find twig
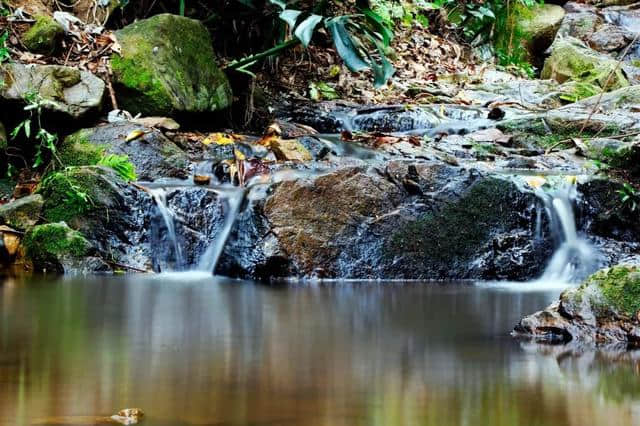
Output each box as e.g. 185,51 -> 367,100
106,261 -> 151,273
105,63 -> 118,110
579,32 -> 640,136
545,130 -> 640,155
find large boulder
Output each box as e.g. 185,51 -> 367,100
37,166 -> 153,270
519,4 -> 565,58
218,162 -> 550,280
542,37 -> 628,90
60,122 -> 189,180
111,14 -> 232,116
514,264 -> 640,347
0,63 -> 105,118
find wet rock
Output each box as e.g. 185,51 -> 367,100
112,14 -> 232,116
38,166 -> 153,271
579,138 -> 640,173
542,37 -> 628,90
22,15 -> 64,55
0,63 -> 105,118
514,264 -> 640,347
520,4 -> 566,58
22,222 -> 109,274
557,11 -> 602,41
588,24 -> 634,52
0,194 -> 43,230
61,122 -> 189,180
0,225 -> 22,264
223,163 -> 549,280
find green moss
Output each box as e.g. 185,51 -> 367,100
22,15 -> 64,55
24,222 -> 89,264
587,265 -> 640,317
58,130 -> 106,166
38,168 -> 98,223
388,178 -> 520,265
111,14 -> 232,115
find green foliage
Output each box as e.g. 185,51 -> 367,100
0,30 -> 10,64
228,0 -> 396,88
24,222 -> 89,264
97,154 -> 137,181
617,183 -> 639,212
559,82 -> 600,103
10,92 -> 59,168
39,168 -> 93,223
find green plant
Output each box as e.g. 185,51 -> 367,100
617,182 -> 639,212
40,168 -> 93,217
10,92 -> 59,167
228,0 -> 395,87
0,30 -> 10,64
559,82 -> 600,103
97,154 -> 137,181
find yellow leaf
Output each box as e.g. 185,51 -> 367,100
233,148 -> 246,161
565,175 -> 577,185
202,132 -> 235,146
524,176 -> 546,189
125,129 -> 147,142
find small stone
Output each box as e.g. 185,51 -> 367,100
0,194 -> 44,230
269,139 -> 312,162
111,408 -> 144,425
22,15 -> 65,55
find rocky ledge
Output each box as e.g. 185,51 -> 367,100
514,264 -> 640,347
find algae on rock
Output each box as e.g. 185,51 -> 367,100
23,222 -> 89,271
111,14 -> 232,116
22,15 -> 64,55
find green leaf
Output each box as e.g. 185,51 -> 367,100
325,17 -> 369,72
362,8 -> 393,47
269,0 -> 286,10
294,14 -> 323,47
371,54 -> 395,88
280,9 -> 301,28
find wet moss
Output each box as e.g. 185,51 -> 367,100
58,130 -> 106,166
388,178 -> 520,265
22,15 -> 64,55
587,265 -> 640,317
23,222 -> 89,264
38,167 -> 105,223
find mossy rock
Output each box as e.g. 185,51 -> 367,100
542,37 -> 628,90
518,4 -> 565,58
563,265 -> 640,318
0,194 -> 44,230
111,14 -> 232,116
22,15 -> 64,55
23,222 -> 89,272
59,123 -> 189,180
0,121 -> 6,150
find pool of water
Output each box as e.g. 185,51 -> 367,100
1,275 -> 639,425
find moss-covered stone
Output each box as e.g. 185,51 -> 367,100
518,4 -> 565,59
38,167 -> 120,224
23,222 -> 89,268
542,37 -> 628,90
58,129 -> 106,166
22,15 -> 64,55
111,14 -> 232,116
565,265 -> 640,317
0,194 -> 44,230
388,178 -> 524,266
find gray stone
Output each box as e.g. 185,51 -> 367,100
0,63 -> 105,118
0,194 -> 44,230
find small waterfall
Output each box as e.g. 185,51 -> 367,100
534,183 -> 598,283
149,188 -> 184,271
146,180 -> 246,275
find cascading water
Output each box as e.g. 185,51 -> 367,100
146,179 -> 246,275
534,182 -> 599,283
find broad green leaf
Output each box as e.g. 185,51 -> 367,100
280,10 -> 301,28
362,8 -> 393,47
294,14 -> 323,47
269,0 -> 286,10
325,17 -> 369,72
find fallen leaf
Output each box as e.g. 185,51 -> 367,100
132,117 -> 180,130
125,129 -> 148,142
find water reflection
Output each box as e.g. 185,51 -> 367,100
0,276 -> 639,425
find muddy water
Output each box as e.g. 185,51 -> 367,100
1,275 -> 639,426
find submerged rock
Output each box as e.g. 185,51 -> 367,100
112,14 -> 232,116
0,63 -> 105,118
22,15 -> 64,55
514,264 -> 640,347
542,37 -> 628,90
0,194 -> 44,231
61,123 -> 189,180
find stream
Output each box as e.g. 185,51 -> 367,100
1,275 -> 640,425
